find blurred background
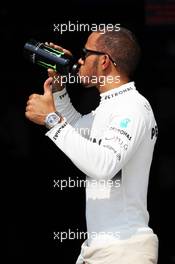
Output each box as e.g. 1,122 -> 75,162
3,0 -> 174,263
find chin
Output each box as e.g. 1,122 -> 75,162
82,82 -> 97,88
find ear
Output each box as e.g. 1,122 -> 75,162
101,55 -> 110,70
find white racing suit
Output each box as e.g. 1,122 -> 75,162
46,82 -> 158,263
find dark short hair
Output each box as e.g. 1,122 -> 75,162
96,27 -> 141,78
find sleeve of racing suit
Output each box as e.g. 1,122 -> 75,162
46,113 -> 146,180
53,88 -> 81,125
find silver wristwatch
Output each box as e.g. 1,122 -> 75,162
44,111 -> 61,129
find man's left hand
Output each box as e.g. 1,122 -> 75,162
25,77 -> 56,125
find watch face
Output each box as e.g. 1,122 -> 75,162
48,114 -> 59,124
45,113 -> 61,128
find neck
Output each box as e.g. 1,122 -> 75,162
97,74 -> 130,94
